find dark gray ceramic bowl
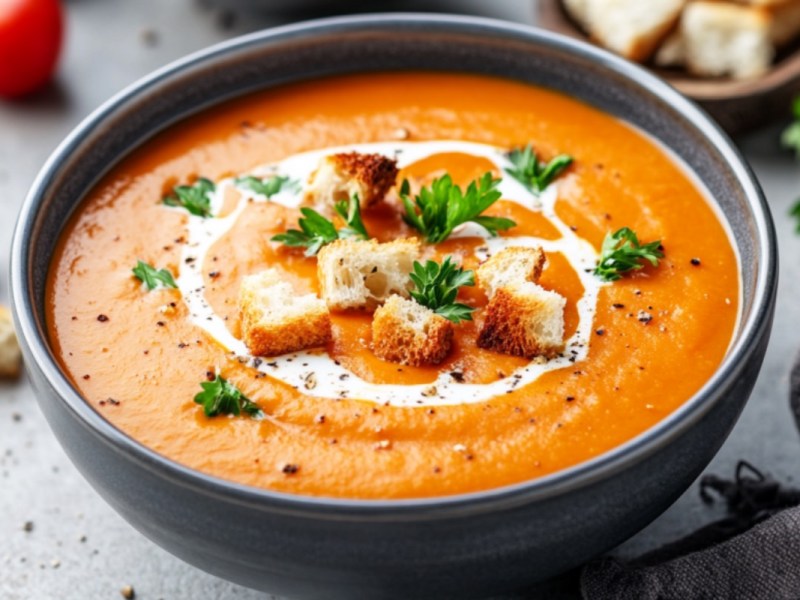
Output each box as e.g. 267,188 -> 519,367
10,13 -> 777,600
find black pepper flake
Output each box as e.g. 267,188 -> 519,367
71,316 -> 77,321
178,343 -> 188,349
637,310 -> 653,324
315,415 -> 326,424
23,521 -> 33,532
266,362 -> 277,368
156,321 -> 166,327
82,374 -> 90,380
566,396 -> 575,402
433,466 -> 441,474
339,373 -> 349,381
253,358 -> 262,368
449,371 -> 465,383
185,257 -> 196,264
282,464 -> 299,475
206,371 -> 215,381
97,314 -> 109,322
209,271 -> 220,279
595,328 -> 605,336
612,303 -> 625,309
691,257 -> 701,266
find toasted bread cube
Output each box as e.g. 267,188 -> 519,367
317,238 -> 421,312
477,282 -> 566,359
476,246 -> 546,298
682,3 -> 774,79
654,30 -> 685,68
372,295 -> 454,366
239,269 -> 331,357
0,306 -> 21,379
306,152 -> 399,210
564,0 -> 686,62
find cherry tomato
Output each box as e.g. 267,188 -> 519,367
0,0 -> 63,98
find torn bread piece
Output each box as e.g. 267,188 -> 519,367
372,295 -> 454,366
563,0 -> 686,62
477,282 -> 566,359
682,2 -> 774,79
0,306 -> 22,379
476,246 -> 546,298
654,29 -> 685,68
239,269 -> 331,357
306,152 -> 399,211
317,237 -> 421,311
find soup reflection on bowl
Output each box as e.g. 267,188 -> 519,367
10,14 -> 776,599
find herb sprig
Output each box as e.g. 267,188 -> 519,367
163,178 -> 215,218
409,257 -> 475,323
594,227 -> 664,282
781,96 -> 800,158
194,375 -> 262,418
505,144 -> 573,194
791,200 -> 800,233
132,260 -> 177,290
235,175 -> 299,198
400,172 -> 515,243
272,195 -> 369,256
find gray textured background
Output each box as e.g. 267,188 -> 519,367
1,1 -> 799,598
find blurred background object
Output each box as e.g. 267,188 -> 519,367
0,0 -> 62,98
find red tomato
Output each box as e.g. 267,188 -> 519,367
0,0 -> 63,98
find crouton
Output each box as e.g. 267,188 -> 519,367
477,282 -> 566,359
563,0 -> 686,62
239,269 -> 331,357
654,30 -> 685,68
317,237 -> 421,312
682,3 -> 773,79
0,305 -> 21,379
372,295 -> 454,366
306,152 -> 398,210
476,246 -> 546,298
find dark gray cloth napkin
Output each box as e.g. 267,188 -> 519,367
580,354 -> 800,599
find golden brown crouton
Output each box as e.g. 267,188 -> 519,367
317,237 -> 421,312
476,246 -> 546,298
372,295 -> 454,366
477,282 -> 566,359
0,306 -> 21,379
306,152 -> 398,210
239,269 -> 331,357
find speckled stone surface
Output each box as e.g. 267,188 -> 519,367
1,1 -> 798,599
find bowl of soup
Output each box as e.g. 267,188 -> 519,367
10,13 -> 776,599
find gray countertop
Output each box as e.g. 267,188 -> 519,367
2,1 -> 799,598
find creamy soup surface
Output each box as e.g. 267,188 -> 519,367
48,73 -> 739,499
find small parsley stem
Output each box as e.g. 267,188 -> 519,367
594,227 -> 664,282
409,257 -> 476,323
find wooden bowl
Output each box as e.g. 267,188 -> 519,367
536,0 -> 800,134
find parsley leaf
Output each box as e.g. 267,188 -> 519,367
193,375 -> 262,418
400,172 -> 515,243
163,178 -> 215,218
791,199 -> 800,233
132,260 -> 177,290
505,144 -> 573,194
272,195 -> 369,256
409,257 -> 476,323
235,175 -> 299,198
781,96 -> 800,158
594,227 -> 664,282
334,194 -> 369,240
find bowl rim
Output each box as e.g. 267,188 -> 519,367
10,12 -> 777,517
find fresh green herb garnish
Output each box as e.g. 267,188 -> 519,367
132,260 -> 177,290
409,257 -> 476,323
333,195 -> 368,240
781,96 -> 800,158
194,375 -> 262,418
163,177 -> 215,218
235,175 -> 298,198
791,200 -> 800,233
400,172 -> 515,243
594,227 -> 664,282
272,195 -> 369,256
505,144 -> 573,194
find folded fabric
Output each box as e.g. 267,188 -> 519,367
581,352 -> 800,599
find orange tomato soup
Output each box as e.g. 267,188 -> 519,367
47,73 -> 739,499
